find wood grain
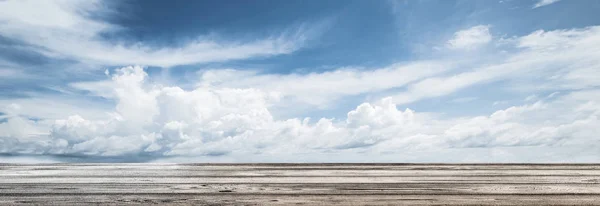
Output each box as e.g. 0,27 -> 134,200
1,164 -> 599,205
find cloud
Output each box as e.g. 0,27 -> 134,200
533,0 -> 561,8
69,25 -> 600,111
197,61 -> 452,108
0,0 -> 311,68
71,61 -> 452,109
525,95 -> 538,102
0,94 -> 111,121
7,1 -> 597,113
391,25 -> 600,104
2,2 -> 600,162
4,66 -> 427,156
1,66 -> 599,162
446,92 -> 600,148
447,25 -> 492,50
493,101 -> 508,106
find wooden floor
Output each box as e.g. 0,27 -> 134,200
1,164 -> 600,205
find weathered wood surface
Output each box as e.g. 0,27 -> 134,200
1,164 -> 600,205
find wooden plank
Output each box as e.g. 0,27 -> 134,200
3,169 -> 600,176
0,164 -> 599,205
2,183 -> 600,195
3,176 -> 600,184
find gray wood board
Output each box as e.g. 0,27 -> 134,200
1,164 -> 600,205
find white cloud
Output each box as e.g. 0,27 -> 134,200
533,0 -> 561,9
525,95 -> 538,102
447,91 -> 600,148
391,62 -> 512,104
493,101 -> 508,106
71,61 -> 452,109
69,80 -> 115,99
1,66 -> 599,162
392,25 -> 600,104
5,66 -> 433,156
197,61 -> 452,108
0,0 -> 311,68
10,11 -> 599,115
447,25 -> 492,50
0,104 -> 52,154
2,4 -> 600,162
0,95 -> 111,121
547,92 -> 560,98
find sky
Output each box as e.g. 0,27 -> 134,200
1,0 -> 600,163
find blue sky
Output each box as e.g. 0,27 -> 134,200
1,0 -> 600,162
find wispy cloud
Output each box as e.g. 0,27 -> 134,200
68,25 -> 600,114
0,0 -> 313,68
195,61 -> 452,108
447,25 -> 492,50
533,0 -> 561,9
392,25 -> 600,104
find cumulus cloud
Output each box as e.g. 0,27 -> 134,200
447,25 -> 492,50
533,0 -> 561,8
1,66 -> 599,161
0,0 -> 311,68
